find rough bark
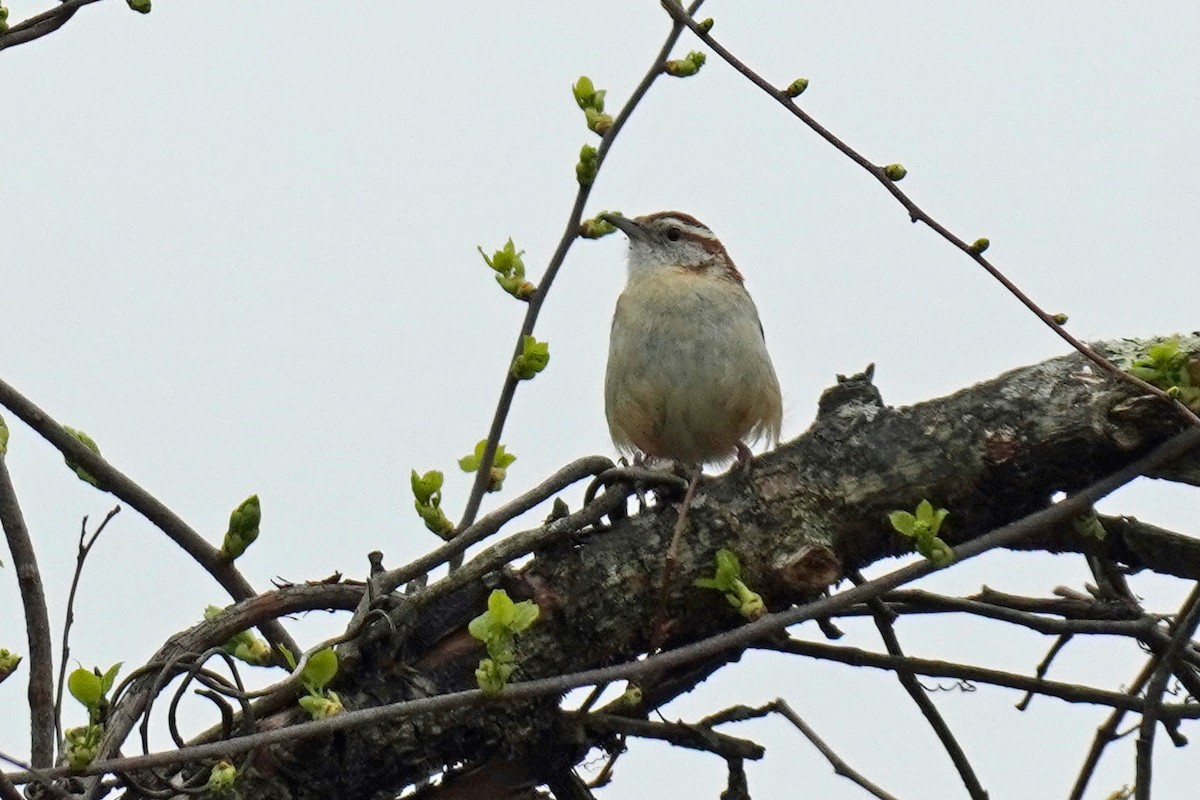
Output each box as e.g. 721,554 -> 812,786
196,335 -> 1200,799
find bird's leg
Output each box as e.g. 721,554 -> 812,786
648,464 -> 703,652
734,441 -> 754,474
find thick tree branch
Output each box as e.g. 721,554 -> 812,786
0,457 -> 55,767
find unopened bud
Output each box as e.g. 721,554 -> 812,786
698,17 -> 714,33
784,78 -> 809,98
1051,312 -> 1069,325
882,163 -> 907,181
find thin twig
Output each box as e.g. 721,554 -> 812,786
450,0 -> 709,562
850,571 -> 987,800
0,455 -> 55,767
6,427 -> 1196,787
0,378 -> 297,658
577,713 -> 764,760
54,508 -> 120,748
770,699 -> 902,800
1134,583 -> 1200,800
1015,633 -> 1072,711
658,0 -> 1200,428
1067,658 -> 1159,800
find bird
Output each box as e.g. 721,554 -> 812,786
601,211 -> 783,470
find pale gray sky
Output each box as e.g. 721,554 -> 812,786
2,2 -> 1198,797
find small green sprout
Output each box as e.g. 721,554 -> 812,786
1128,337 -> 1200,410
698,17 -> 714,33
888,500 -> 953,566
664,51 -> 706,78
0,5 -> 9,34
572,76 -> 612,135
1072,512 -> 1107,541
882,163 -> 907,181
510,335 -> 550,380
206,760 -> 238,796
220,495 -> 261,561
64,663 -> 122,769
459,439 -> 516,493
576,143 -> 599,186
694,549 -> 765,620
204,605 -> 273,666
479,238 -> 536,301
295,647 -> 344,719
126,0 -> 150,12
62,426 -> 102,487
0,413 -> 9,456
468,589 -> 540,695
784,78 -> 809,98
579,212 -> 622,239
280,646 -> 344,719
968,238 -> 990,254
1051,312 -> 1069,326
0,649 -> 20,682
411,469 -> 454,538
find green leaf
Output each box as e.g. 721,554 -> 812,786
572,76 -> 595,110
487,588 -> 516,626
888,510 -> 916,537
278,645 -> 297,671
68,668 -> 103,711
507,600 -> 539,633
99,662 -> 122,695
301,647 -> 338,691
410,469 -> 444,504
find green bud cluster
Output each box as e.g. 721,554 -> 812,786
204,605 -> 273,665
664,50 -> 706,78
573,76 -> 612,136
459,439 -> 516,493
510,335 -> 550,381
411,469 -> 454,538
576,144 -> 599,187
62,426 -> 102,487
206,761 -> 238,796
694,548 -> 765,620
469,589 -> 540,694
888,499 -> 953,566
65,663 -> 121,769
0,649 -> 20,682
220,495 -> 261,560
479,238 -> 535,301
1128,337 -> 1200,410
579,212 -> 621,239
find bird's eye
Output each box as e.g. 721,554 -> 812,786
666,227 -> 681,242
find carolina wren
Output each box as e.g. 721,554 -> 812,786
602,211 -> 783,468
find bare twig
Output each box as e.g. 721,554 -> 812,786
1015,633 -> 1072,711
849,571 -> 987,800
1067,658 -> 1159,800
451,0 -> 709,561
658,0 -> 1200,428
0,378 -> 297,658
770,700 -> 902,800
53,507 -> 120,747
1135,583 -> 1200,800
0,455 -> 55,767
578,713 -> 764,761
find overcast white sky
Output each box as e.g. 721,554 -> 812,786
2,2 -> 1199,797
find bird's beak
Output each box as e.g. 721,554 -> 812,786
600,213 -> 649,242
